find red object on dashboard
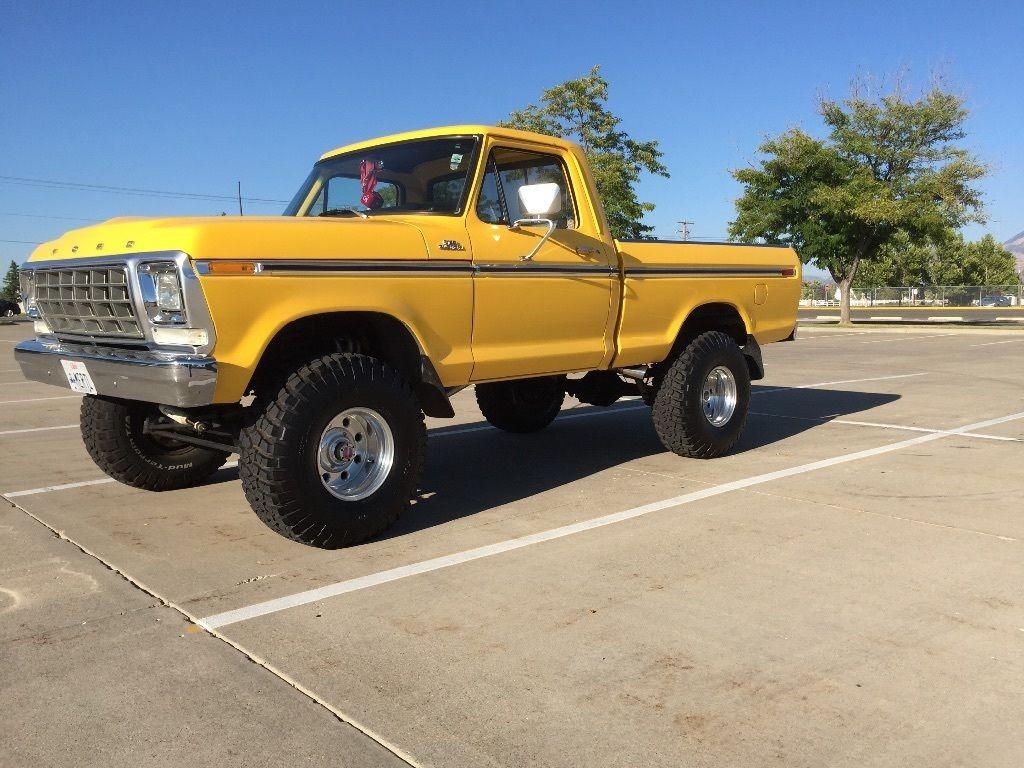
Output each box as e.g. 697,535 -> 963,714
359,160 -> 383,209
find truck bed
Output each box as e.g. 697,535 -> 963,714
611,239 -> 801,367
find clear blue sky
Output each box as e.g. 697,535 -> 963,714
2,0 -> 1021,274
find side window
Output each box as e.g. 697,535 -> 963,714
476,148 -> 576,229
429,176 -> 467,210
306,186 -> 325,216
323,175 -> 399,212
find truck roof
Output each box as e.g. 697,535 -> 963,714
319,124 -> 579,161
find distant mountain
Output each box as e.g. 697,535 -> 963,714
1006,231 -> 1024,277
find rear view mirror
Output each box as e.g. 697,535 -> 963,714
517,183 -> 562,218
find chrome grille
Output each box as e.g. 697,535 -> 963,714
34,265 -> 143,338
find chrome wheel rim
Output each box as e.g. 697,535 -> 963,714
317,407 -> 394,501
701,366 -> 737,427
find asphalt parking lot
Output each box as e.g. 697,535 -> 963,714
2,320 -> 1023,768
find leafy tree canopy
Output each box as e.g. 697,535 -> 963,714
729,78 -> 986,321
501,66 -> 669,240
854,231 -> 1019,288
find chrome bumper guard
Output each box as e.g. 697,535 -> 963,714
14,338 -> 217,408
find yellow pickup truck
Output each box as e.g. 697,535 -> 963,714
15,125 -> 799,548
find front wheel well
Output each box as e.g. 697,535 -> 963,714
247,312 -> 453,418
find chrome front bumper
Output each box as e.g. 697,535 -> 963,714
14,338 -> 217,408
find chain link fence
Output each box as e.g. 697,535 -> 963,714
801,284 -> 1024,308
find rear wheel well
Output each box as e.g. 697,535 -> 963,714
662,303 -> 761,380
247,312 -> 453,418
674,303 -> 747,351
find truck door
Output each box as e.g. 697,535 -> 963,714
465,143 -> 617,381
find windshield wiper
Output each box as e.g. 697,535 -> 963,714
320,207 -> 368,219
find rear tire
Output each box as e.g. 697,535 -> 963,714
238,352 -> 425,549
80,396 -> 229,491
651,331 -> 750,458
475,376 -> 565,433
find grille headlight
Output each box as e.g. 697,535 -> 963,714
156,271 -> 183,311
19,269 -> 38,318
139,262 -> 186,324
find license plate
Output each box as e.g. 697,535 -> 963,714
60,359 -> 97,395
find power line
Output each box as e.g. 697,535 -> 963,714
0,211 -> 99,223
0,175 -> 289,205
0,238 -> 42,245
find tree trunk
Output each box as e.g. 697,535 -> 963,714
834,255 -> 861,326
839,277 -> 852,324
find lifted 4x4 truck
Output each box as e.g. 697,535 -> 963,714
16,126 -> 799,548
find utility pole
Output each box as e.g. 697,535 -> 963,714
677,220 -> 694,241
237,181 -> 244,216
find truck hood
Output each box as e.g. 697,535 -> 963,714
26,215 -> 431,264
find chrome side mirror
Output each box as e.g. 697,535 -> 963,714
510,183 -> 561,261
517,183 -> 562,218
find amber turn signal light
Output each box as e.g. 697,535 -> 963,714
206,261 -> 259,274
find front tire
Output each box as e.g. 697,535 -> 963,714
651,331 -> 750,458
239,353 -> 425,549
80,396 -> 229,490
475,376 -> 565,433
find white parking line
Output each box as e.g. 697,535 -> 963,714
433,374 -> 924,434
198,407 -> 1024,630
0,394 -> 81,405
0,380 -> 37,386
856,333 -> 955,345
6,478 -> 118,498
754,372 -> 926,395
750,411 -> 1021,442
794,332 -> 873,340
0,424 -> 77,437
970,338 -> 1024,348
3,460 -> 239,498
870,316 -> 902,321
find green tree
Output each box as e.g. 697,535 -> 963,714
501,66 -> 669,240
927,232 -> 1019,305
854,231 -> 933,288
729,81 -> 986,323
801,279 -> 823,301
950,234 -> 1019,286
1,260 -> 20,303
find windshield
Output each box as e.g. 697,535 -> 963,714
284,136 -> 480,217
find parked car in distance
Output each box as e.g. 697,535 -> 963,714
0,298 -> 21,317
979,295 -> 1011,307
15,124 -> 800,549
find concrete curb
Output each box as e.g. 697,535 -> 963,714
797,323 -> 1024,336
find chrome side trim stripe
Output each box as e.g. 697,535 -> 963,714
260,260 -> 475,275
624,266 -> 793,277
476,263 -> 613,275
193,260 -> 793,278
195,259 -> 614,277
